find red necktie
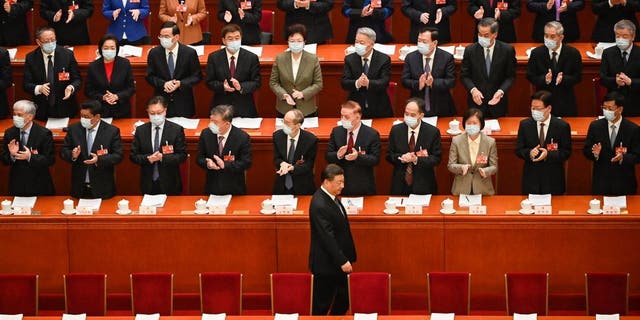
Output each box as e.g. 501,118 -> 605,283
405,131 -> 416,186
230,56 -> 236,79
347,131 -> 354,153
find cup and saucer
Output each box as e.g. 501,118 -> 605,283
194,209 -> 209,215
61,208 -> 76,215
0,210 -> 13,216
446,129 -> 462,135
519,208 -> 534,215
587,208 -> 602,215
440,208 -> 456,214
260,209 -> 276,214
383,208 -> 399,215
116,209 -> 132,215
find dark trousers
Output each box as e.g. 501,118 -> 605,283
81,183 -> 97,199
312,273 -> 349,315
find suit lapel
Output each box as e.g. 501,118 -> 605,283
294,53 -> 307,86
283,53 -> 294,84
477,45 -> 489,79
277,131 -> 288,159
459,134 -> 471,164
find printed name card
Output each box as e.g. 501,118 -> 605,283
534,205 -> 552,215
138,206 -> 157,215
346,206 -> 359,215
430,313 -> 455,320
201,313 -> 226,320
209,205 -> 227,215
513,313 -> 537,320
13,207 -> 31,215
602,206 -> 621,215
595,314 -> 620,320
76,207 -> 94,215
469,205 -> 487,215
405,205 -> 423,215
275,205 -> 293,215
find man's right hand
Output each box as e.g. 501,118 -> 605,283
8,139 -> 19,156
341,261 -> 353,273
40,83 -> 51,96
473,7 -> 484,19
337,145 -> 349,159
72,145 -> 81,159
471,88 -> 484,106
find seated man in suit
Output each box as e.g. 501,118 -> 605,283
23,26 -> 82,120
0,47 -> 11,119
206,24 -> 261,118
0,0 -> 32,46
341,27 -> 392,118
130,96 -> 188,195
386,97 -> 442,195
401,26 -> 456,117
526,21 -> 582,117
197,104 -> 252,195
1,100 -> 56,196
461,18 -> 516,118
273,109 -> 318,195
599,19 -> 640,116
515,90 -> 572,195
591,0 -> 640,42
146,21 -> 202,117
60,100 -> 123,199
326,100 -> 381,195
584,92 -> 640,195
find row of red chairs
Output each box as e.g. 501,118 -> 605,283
0,272 -> 630,316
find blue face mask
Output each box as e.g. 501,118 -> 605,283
354,43 -> 367,56
404,115 -> 419,128
616,37 -> 630,50
531,109 -> 546,122
417,43 -> 431,55
288,41 -> 304,54
478,36 -> 491,48
42,41 -> 56,54
102,49 -> 117,61
209,122 -> 220,134
226,40 -> 241,53
160,37 -> 174,49
13,116 -> 25,129
80,118 -> 93,129
465,124 -> 481,136
150,114 -> 165,126
282,124 -> 294,136
341,119 -> 353,130
544,38 -> 557,51
603,109 -> 616,121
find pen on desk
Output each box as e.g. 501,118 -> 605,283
465,195 -> 469,203
100,145 -> 104,150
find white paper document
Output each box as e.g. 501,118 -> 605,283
271,195 -> 297,209
513,313 -> 537,320
430,313 -> 455,320
528,194 -> 552,206
274,313 -> 299,320
207,195 -> 232,207
485,119 -> 501,131
336,119 -> 372,127
135,314 -> 160,320
423,117 -> 438,127
595,314 -> 620,320
439,46 -> 455,55
118,45 -> 143,57
77,198 -> 102,210
241,45 -> 263,57
202,313 -> 227,320
596,42 -> 617,49
101,118 -> 113,124
354,313 -> 378,320
303,43 -> 317,54
188,45 -> 205,56
373,43 -> 396,55
7,48 -> 17,60
167,117 -> 200,129
141,194 -> 167,207
387,197 -> 405,207
301,117 -> 319,128
232,117 -> 263,129
46,117 -> 70,129
0,314 -> 23,320
604,196 -> 627,208
12,196 -> 36,208
341,197 -> 364,209
62,314 -> 87,320
405,194 -> 432,206
459,194 -> 482,207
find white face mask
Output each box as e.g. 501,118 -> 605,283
341,119 -> 353,130
80,117 -> 93,129
544,38 -> 557,51
354,43 -> 367,56
417,43 -> 431,55
13,115 -> 25,129
209,122 -> 220,134
531,109 -> 546,122
102,49 -> 117,61
160,37 -> 174,49
288,42 -> 304,54
616,37 -> 630,50
42,41 -> 56,54
226,40 -> 241,53
404,115 -> 419,128
282,124 -> 294,136
478,36 -> 491,48
603,109 -> 617,121
150,114 -> 165,126
465,124 -> 481,136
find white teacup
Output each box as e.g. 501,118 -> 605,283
1,199 -> 11,213
399,46 -> 410,57
589,199 -> 601,211
449,119 -> 460,132
118,199 -> 130,211
455,45 -> 465,57
520,199 -> 533,211
384,200 -> 396,211
441,198 -> 454,211
195,199 -> 207,211
261,199 -> 274,211
63,199 -> 74,211
595,45 -> 604,57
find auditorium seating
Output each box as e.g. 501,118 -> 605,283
130,272 -> 174,315
0,274 -> 39,316
348,272 -> 391,315
64,273 -> 107,316
505,273 -> 549,315
586,272 -> 630,315
199,272 -> 242,315
427,272 -> 471,315
270,273 -> 313,315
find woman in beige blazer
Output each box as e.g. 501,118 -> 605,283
159,0 -> 208,45
269,24 -> 323,117
448,108 -> 498,195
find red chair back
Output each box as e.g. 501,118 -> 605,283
427,272 -> 471,315
593,76 -> 607,114
505,273 -> 549,315
259,10 -> 275,34
130,272 -> 174,315
586,272 -> 629,315
200,272 -> 242,315
270,273 -> 313,315
0,274 -> 38,315
348,272 -> 391,315
64,273 -> 107,316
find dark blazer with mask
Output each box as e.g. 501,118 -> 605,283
583,118 -> 640,195
60,121 -> 123,199
146,43 -> 202,117
590,0 -> 640,42
526,0 -> 584,42
460,40 -> 516,118
85,56 -> 135,118
342,0 -> 394,43
1,123 -> 55,196
342,50 -> 392,118
467,0 -> 520,42
206,48 -> 261,117
386,121 -> 442,195
277,0 -> 334,44
217,0 -> 262,45
40,0 -> 93,45
515,116 -> 572,195
401,48 -> 456,117
0,0 -> 32,46
130,120 -> 188,195
526,44 -> 583,117
272,128 -> 318,195
326,124 -> 381,195
401,0 -> 456,43
23,46 -> 82,120
600,45 -> 640,116
196,125 -> 252,195
0,48 -> 11,119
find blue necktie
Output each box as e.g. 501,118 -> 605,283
168,51 -> 175,78
20,131 -> 27,146
285,138 -> 295,190
363,58 -> 369,75
85,129 -> 94,183
424,57 -> 431,112
153,126 -> 160,181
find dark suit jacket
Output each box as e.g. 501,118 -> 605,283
0,123 -> 55,196
342,50 -> 392,118
467,0 -> 520,42
515,116 -> 572,195
146,44 -> 202,117
196,126 -> 252,195
342,0 -> 394,43
40,0 -> 93,45
401,48 -> 456,116
277,0 -> 334,44
600,45 -> 640,116
591,0 -> 640,42
526,44 -> 583,117
272,129 -> 318,195
386,121 -> 442,195
60,121 -> 123,199
85,57 -> 135,118
130,120 -> 188,195
0,0 -> 32,46
401,0 -> 456,43
23,46 -> 82,120
0,48 -> 11,119
217,0 -> 262,45
460,41 -> 516,118
308,188 -> 356,275
326,124 -> 381,195
526,0 -> 584,42
206,48 -> 261,117
583,118 -> 640,195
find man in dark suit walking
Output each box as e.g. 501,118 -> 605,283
309,164 -> 356,315
515,90 -> 572,195
273,109 -> 317,195
401,0 -> 456,43
40,0 -> 93,45
468,0 -> 520,42
146,21 -> 202,118
461,18 -> 516,118
60,100 -> 123,199
1,100 -> 56,196
23,26 -> 82,120
326,101 -> 380,195
206,24 -> 261,118
599,20 -> 640,116
584,92 -> 640,195
387,98 -> 442,195
591,0 -> 640,42
401,26 -> 456,117
0,47 -> 11,119
0,0 -> 32,46
526,0 -> 584,42
130,96 -> 188,195
527,21 -> 582,117
197,104 -> 252,195
342,27 -> 392,118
